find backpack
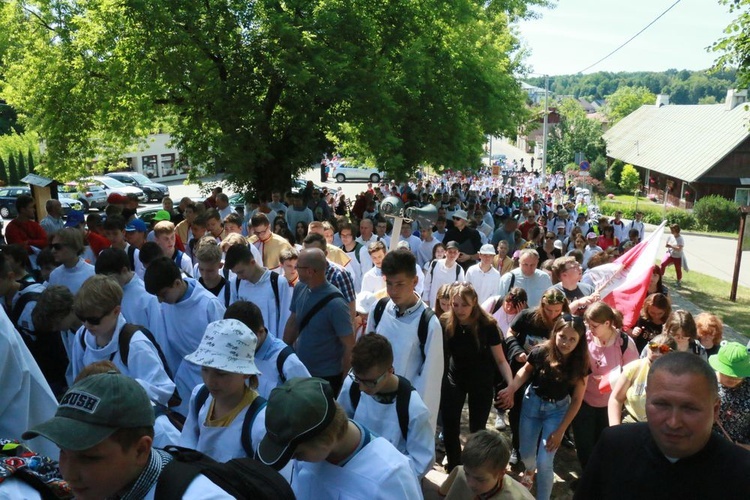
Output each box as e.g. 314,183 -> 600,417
429,259 -> 461,282
9,291 -> 41,337
127,245 -> 137,271
234,272 -> 280,324
192,386 -> 267,458
340,242 -> 363,264
156,446 -> 295,500
172,249 -> 186,268
0,440 -> 70,500
371,297 -> 435,363
348,375 -> 414,441
618,331 -> 630,356
275,345 -> 295,383
79,323 -> 181,407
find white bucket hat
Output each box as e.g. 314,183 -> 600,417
184,319 -> 261,375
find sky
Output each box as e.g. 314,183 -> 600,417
516,0 -> 739,76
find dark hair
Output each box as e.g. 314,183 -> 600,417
138,242 -> 163,267
95,248 -> 131,274
351,333 -> 394,373
192,214 -> 208,228
87,212 -> 103,229
462,430 -> 511,472
205,208 -> 222,222
641,293 -> 671,322
36,247 -> 56,270
224,212 -> 243,227
431,242 -> 445,260
143,256 -> 182,295
543,316 -> 590,384
251,213 -> 270,228
381,248 -> 416,278
224,300 -> 265,332
225,244 -> 254,269
303,232 -> 327,249
648,351 -> 718,399
103,214 -> 127,232
15,194 -> 34,212
663,309 -> 697,340
0,244 -> 30,270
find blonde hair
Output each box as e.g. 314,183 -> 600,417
54,227 -> 85,255
220,232 -> 249,253
74,275 -> 123,317
153,221 -> 176,236
195,237 -> 222,264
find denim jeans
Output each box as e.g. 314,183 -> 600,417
519,386 -> 571,500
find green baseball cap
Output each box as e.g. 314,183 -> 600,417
153,209 -> 172,222
709,342 -> 750,378
257,377 -> 337,470
23,372 -> 155,451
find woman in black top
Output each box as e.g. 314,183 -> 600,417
631,292 -> 671,353
498,315 -> 589,499
502,288 -> 570,461
440,283 -> 513,472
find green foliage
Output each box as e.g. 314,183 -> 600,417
526,68 -> 737,104
7,153 -> 18,185
604,86 -> 656,122
17,151 -> 26,179
712,0 -> 750,89
0,132 -> 38,169
603,179 -> 621,195
564,163 -> 579,173
0,0 -> 533,193
599,201 -> 696,229
27,148 -> 34,173
693,195 -> 740,232
590,156 -> 607,181
619,164 -> 640,193
609,159 -> 624,185
0,156 -> 7,185
546,98 -> 606,171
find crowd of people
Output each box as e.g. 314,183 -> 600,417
0,167 -> 749,499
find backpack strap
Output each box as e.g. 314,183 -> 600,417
240,396 -> 268,457
429,260 -> 438,281
193,385 -> 211,423
619,331 -> 629,355
417,307 -> 435,363
269,272 -> 280,325
372,297 -> 389,331
490,296 -> 503,315
276,345 -> 294,383
172,249 -> 185,267
455,264 -> 461,280
395,375 -> 415,441
297,292 -> 341,332
349,378 -> 362,412
507,272 -> 516,294
10,291 -> 41,331
223,266 -> 231,308
127,245 -> 136,271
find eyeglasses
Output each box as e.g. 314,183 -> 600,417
76,310 -> 112,326
545,236 -> 555,240
648,342 -> 673,354
562,313 -> 585,325
348,369 -> 389,388
51,243 -> 65,250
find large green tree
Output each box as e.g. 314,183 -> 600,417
604,86 -> 656,123
713,0 -> 750,88
1,0 -> 540,195
546,98 -> 606,171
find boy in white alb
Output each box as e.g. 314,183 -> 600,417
179,319 -> 268,461
225,244 -> 292,340
338,333 -> 434,479
224,300 -> 311,399
144,257 -> 226,416
422,240 -> 465,309
365,249 -> 443,433
360,241 -> 388,295
465,244 -> 501,305
258,377 -> 423,500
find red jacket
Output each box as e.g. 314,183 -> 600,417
5,219 -> 48,252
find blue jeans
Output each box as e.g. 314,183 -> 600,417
519,386 -> 570,500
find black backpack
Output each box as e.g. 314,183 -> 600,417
79,323 -> 181,407
156,446 -> 295,500
192,385 -> 267,457
9,290 -> 42,337
428,259 -> 461,282
275,345 -> 295,383
349,375 -> 414,440
371,297 -> 435,363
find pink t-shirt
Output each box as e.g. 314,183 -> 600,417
583,330 -> 639,407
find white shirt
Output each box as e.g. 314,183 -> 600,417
465,263 -> 501,305
121,275 -> 168,349
229,270 -> 292,340
422,259 -> 465,309
254,335 -> 311,399
48,258 -> 95,295
361,267 -> 386,295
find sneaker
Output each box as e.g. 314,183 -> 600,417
509,449 -> 519,465
494,414 -> 507,431
675,280 -> 682,288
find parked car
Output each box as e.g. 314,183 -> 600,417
58,181 -> 108,211
330,164 -> 384,183
89,176 -> 147,203
106,172 -> 169,202
0,185 -> 83,218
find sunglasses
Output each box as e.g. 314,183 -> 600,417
648,342 -> 673,354
545,291 -> 566,304
563,313 -> 585,325
545,236 -> 555,240
348,369 -> 389,389
76,310 -> 112,326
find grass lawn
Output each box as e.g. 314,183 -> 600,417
661,271 -> 750,339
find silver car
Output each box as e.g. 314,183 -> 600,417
331,163 -> 384,183
90,176 -> 147,203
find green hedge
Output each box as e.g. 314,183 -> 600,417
692,195 -> 739,232
598,201 -> 697,229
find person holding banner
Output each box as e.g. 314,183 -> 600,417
572,302 -> 638,468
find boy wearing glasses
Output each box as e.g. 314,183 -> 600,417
248,213 -> 292,273
68,275 -> 176,407
337,333 -> 434,479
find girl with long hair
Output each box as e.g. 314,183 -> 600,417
663,309 -> 707,359
439,283 -> 514,472
294,221 -> 308,246
499,316 -> 590,498
502,288 -> 570,465
630,293 -> 671,353
572,302 -> 638,469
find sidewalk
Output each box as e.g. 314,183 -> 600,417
668,289 -> 746,343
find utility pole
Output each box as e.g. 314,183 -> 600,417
541,75 -> 549,176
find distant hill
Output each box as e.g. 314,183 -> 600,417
526,69 -> 740,105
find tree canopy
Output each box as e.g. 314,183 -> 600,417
545,98 -> 605,171
603,86 -> 656,123
0,0 -> 541,195
713,0 -> 750,89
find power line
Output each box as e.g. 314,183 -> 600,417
576,0 -> 682,74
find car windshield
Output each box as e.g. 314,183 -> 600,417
129,173 -> 151,184
97,177 -> 125,188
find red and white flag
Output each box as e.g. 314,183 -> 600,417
582,221 -> 667,329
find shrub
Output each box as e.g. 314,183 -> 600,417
619,164 -> 640,193
598,201 -> 696,229
590,157 -> 607,181
602,179 -> 621,194
609,159 -> 624,185
693,195 -> 739,232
